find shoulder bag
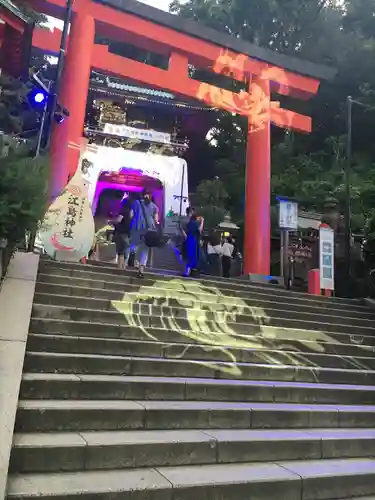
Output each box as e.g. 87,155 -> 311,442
139,200 -> 163,248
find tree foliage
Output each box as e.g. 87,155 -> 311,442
193,177 -> 228,230
0,142 -> 49,246
0,73 -> 27,134
172,0 -> 375,246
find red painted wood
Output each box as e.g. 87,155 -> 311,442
91,45 -> 312,133
244,76 -> 271,275
0,7 -> 26,32
308,269 -> 321,295
50,11 -> 95,197
30,0 -> 320,97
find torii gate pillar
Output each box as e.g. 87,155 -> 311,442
244,76 -> 271,276
50,8 -> 94,198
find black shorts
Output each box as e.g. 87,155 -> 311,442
114,233 -> 130,256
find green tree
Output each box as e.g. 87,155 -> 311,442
0,145 -> 49,247
193,177 -> 229,230
0,73 -> 27,134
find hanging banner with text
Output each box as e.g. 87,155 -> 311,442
39,169 -> 95,262
103,123 -> 171,144
319,225 -> 335,291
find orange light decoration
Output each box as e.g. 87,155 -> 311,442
197,49 -> 309,133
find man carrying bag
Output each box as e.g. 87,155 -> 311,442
130,189 -> 160,278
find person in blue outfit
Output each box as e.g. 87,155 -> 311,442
183,213 -> 204,277
130,189 -> 159,278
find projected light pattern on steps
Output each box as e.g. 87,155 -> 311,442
110,276 -> 374,378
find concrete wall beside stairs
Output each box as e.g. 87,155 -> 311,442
0,252 -> 39,500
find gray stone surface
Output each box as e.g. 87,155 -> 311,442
8,259 -> 375,499
157,462 -> 301,500
279,458 -> 375,500
23,350 -> 375,386
0,253 -> 39,500
7,468 -> 172,499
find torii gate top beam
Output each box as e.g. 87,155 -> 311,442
32,0 -> 335,93
31,0 -> 336,133
101,0 -> 336,82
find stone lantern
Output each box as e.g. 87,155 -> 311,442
321,196 -> 345,259
217,214 -> 239,235
321,197 -> 342,231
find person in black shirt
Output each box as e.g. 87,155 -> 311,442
113,195 -> 133,269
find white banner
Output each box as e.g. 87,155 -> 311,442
39,169 -> 95,262
319,225 -> 335,291
103,123 -> 171,144
279,200 -> 298,230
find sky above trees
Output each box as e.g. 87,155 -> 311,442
139,0 -> 170,10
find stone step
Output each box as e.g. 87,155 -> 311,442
10,428 -> 375,473
23,351 -> 375,386
35,278 -> 375,319
37,260 -> 366,309
7,458 -> 375,499
32,291 -> 375,329
29,317 -> 375,355
19,373 -> 375,405
14,400 -> 375,433
31,302 -> 375,338
26,333 -> 375,371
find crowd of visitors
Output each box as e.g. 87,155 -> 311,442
181,207 -> 237,278
112,189 -> 158,279
100,190 -> 237,279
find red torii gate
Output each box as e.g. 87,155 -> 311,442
0,0 -> 33,79
31,0 -> 335,277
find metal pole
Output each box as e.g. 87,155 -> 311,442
44,0 -> 74,148
179,162 -> 185,217
345,95 -> 352,280
280,229 -> 284,277
283,229 -> 290,289
35,80 -> 51,156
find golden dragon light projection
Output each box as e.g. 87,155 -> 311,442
110,277 -> 372,377
197,49 -> 305,133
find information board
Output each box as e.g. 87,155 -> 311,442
319,225 -> 335,291
279,200 -> 298,230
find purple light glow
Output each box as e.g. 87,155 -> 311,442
92,181 -> 164,216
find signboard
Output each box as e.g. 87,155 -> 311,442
98,170 -> 161,188
319,224 -> 335,291
288,245 -> 312,261
279,200 -> 298,230
39,169 -> 95,262
103,123 -> 171,144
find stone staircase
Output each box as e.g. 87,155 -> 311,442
6,259 -> 375,499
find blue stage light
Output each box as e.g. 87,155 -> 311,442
34,92 -> 46,104
28,88 -> 48,109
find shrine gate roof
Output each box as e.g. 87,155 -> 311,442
98,0 -> 336,82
